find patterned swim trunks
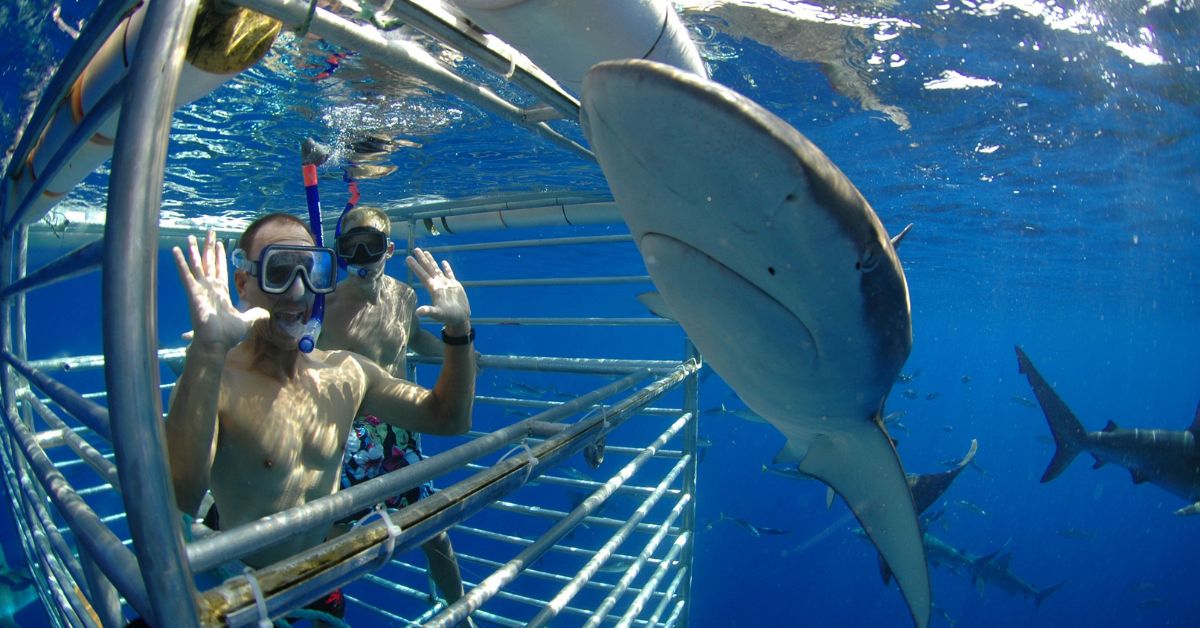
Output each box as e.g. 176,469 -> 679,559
340,415 -> 433,520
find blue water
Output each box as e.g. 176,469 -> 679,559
3,0 -> 1200,626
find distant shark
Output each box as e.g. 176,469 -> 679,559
581,59 -> 928,627
1015,346 -> 1200,516
969,545 -> 1066,608
0,549 -> 36,628
854,529 -> 1065,608
910,439 -> 977,516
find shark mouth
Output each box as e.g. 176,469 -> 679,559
639,232 -> 819,377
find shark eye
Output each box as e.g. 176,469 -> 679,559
857,245 -> 880,273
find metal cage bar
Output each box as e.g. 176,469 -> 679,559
101,0 -> 203,622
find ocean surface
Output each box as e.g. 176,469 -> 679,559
2,0 -> 1199,626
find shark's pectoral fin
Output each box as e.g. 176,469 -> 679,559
797,424 -> 931,628
773,438 -> 809,465
636,291 -> 676,321
1129,469 -> 1150,485
1091,456 -> 1106,470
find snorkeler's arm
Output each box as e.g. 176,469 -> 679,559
165,343 -> 226,515
165,231 -> 267,514
408,325 -> 444,357
361,249 -> 475,433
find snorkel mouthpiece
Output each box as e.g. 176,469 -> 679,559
297,318 -> 322,353
348,264 -> 371,278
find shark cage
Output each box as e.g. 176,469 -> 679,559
0,0 -> 705,626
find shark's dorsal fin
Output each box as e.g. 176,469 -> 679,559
826,486 -> 836,509
1189,400 -> 1200,435
1130,468 -> 1150,485
890,223 -> 914,249
1102,420 -> 1119,432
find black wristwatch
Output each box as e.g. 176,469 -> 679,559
441,326 -> 475,346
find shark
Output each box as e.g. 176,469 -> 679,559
0,549 -> 36,628
969,546 -> 1066,608
1015,345 -> 1200,516
580,59 -> 928,627
857,531 -> 1064,608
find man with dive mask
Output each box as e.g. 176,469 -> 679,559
321,206 -> 473,614
165,212 -> 476,601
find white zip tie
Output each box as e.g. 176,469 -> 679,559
358,503 -> 403,566
243,567 -> 273,628
498,438 -> 539,483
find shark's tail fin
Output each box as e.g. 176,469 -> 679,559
789,423 -> 931,628
1015,346 -> 1088,483
1035,581 -> 1066,607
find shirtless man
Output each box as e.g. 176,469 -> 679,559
166,213 -> 476,578
319,205 -> 469,606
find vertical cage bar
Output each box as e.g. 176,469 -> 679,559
101,0 -> 202,623
677,339 -> 701,627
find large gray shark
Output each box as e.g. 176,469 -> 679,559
1015,346 -> 1200,515
580,59 -> 928,627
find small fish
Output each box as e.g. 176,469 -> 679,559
1011,395 -> 1037,408
897,369 -> 922,383
558,467 -> 593,483
724,408 -> 763,422
882,410 -> 908,424
1056,527 -> 1096,541
697,436 -> 713,464
952,499 -> 989,517
500,381 -> 550,398
597,555 -> 635,573
960,375 -> 972,384
707,512 -> 790,537
933,602 -> 958,628
1128,580 -> 1157,593
1136,597 -> 1167,608
901,388 -> 918,400
762,464 -> 810,482
942,424 -> 954,433
1035,435 -> 1054,445
926,392 -> 940,401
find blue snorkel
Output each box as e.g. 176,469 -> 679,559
298,138 -> 330,353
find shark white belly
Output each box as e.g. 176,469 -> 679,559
580,59 -> 928,628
